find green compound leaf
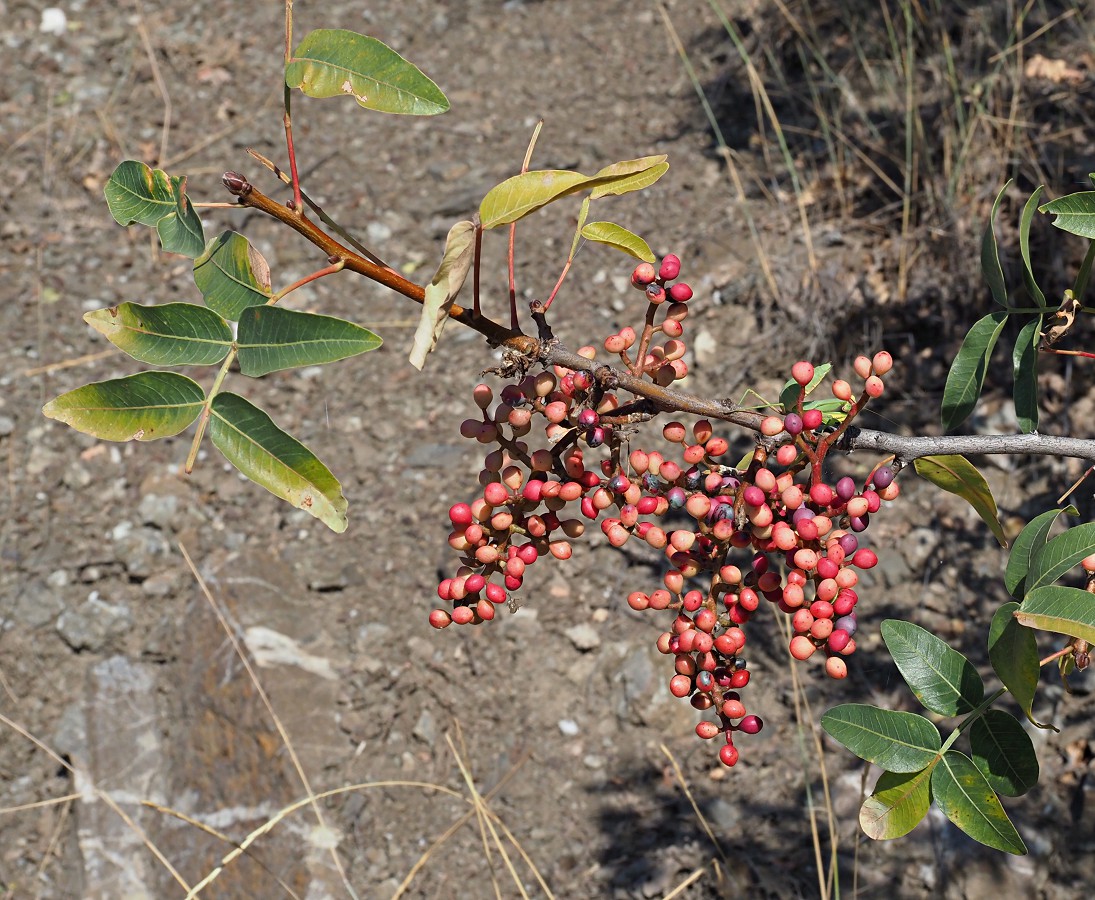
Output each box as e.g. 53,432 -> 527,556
580,222 -> 654,262
1025,521 -> 1095,593
881,620 -> 984,716
43,371 -> 204,441
1019,187 -> 1047,307
820,704 -> 940,773
104,160 -> 205,258
1040,190 -> 1095,239
912,455 -> 1007,548
1012,315 -> 1042,434
237,306 -> 382,377
588,156 -> 669,199
1017,586 -> 1095,646
988,602 -> 1050,730
931,751 -> 1026,855
409,220 -> 476,370
285,29 -> 448,116
208,393 -> 348,533
1005,505 -> 1076,597
860,766 -> 933,840
193,231 -> 273,321
981,180 -> 1011,307
941,311 -> 1008,431
969,709 -> 1039,797
84,302 -> 232,367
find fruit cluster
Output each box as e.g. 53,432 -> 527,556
430,255 -> 899,767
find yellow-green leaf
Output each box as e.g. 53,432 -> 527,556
580,221 -> 654,262
913,455 -> 1007,547
208,393 -> 348,532
588,156 -> 669,199
285,29 -> 448,116
860,767 -> 933,840
43,372 -> 205,441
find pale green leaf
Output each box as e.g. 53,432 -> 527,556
860,767 -> 933,840
409,220 -> 476,369
1017,585 -> 1095,646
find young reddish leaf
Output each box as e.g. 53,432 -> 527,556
881,620 -> 984,716
931,751 -> 1026,855
84,302 -> 232,367
208,393 -> 348,533
236,306 -> 381,377
1016,586 -> 1095,646
285,29 -> 449,116
43,372 -> 205,441
912,455 -> 1007,547
940,312 -> 1008,432
409,220 -> 476,370
193,231 -> 273,320
580,222 -> 655,262
820,704 -> 940,772
860,767 -> 933,840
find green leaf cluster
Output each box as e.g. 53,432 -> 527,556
822,621 -> 1034,854
943,179 -> 1095,433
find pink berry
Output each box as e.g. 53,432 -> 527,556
631,262 -> 657,287
864,375 -> 884,398
853,355 -> 872,379
429,609 -> 452,629
791,361 -> 815,386
872,351 -> 893,375
825,657 -> 848,679
669,674 -> 693,698
696,720 -> 720,740
789,635 -> 816,660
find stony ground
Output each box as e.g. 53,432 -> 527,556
2,1 -> 1094,898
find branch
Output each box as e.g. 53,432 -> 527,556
221,173 -> 1095,467
842,428 -> 1095,465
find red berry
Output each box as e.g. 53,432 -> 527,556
719,744 -> 740,767
802,409 -> 823,430
738,714 -> 763,735
729,669 -> 750,688
631,262 -> 657,287
668,282 -> 693,302
669,674 -> 693,698
659,254 -> 681,281
428,609 -> 452,629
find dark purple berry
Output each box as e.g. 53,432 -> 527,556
872,466 -> 895,489
835,476 -> 856,502
783,413 -> 803,435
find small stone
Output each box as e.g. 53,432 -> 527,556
62,463 -> 92,489
564,623 -> 601,652
40,8 -> 67,34
11,580 -> 65,628
558,718 -> 580,737
0,415 -> 14,437
412,709 -> 437,746
56,595 -> 133,651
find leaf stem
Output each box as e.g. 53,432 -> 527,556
270,258 -> 346,304
283,0 -> 303,213
185,348 -> 237,474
